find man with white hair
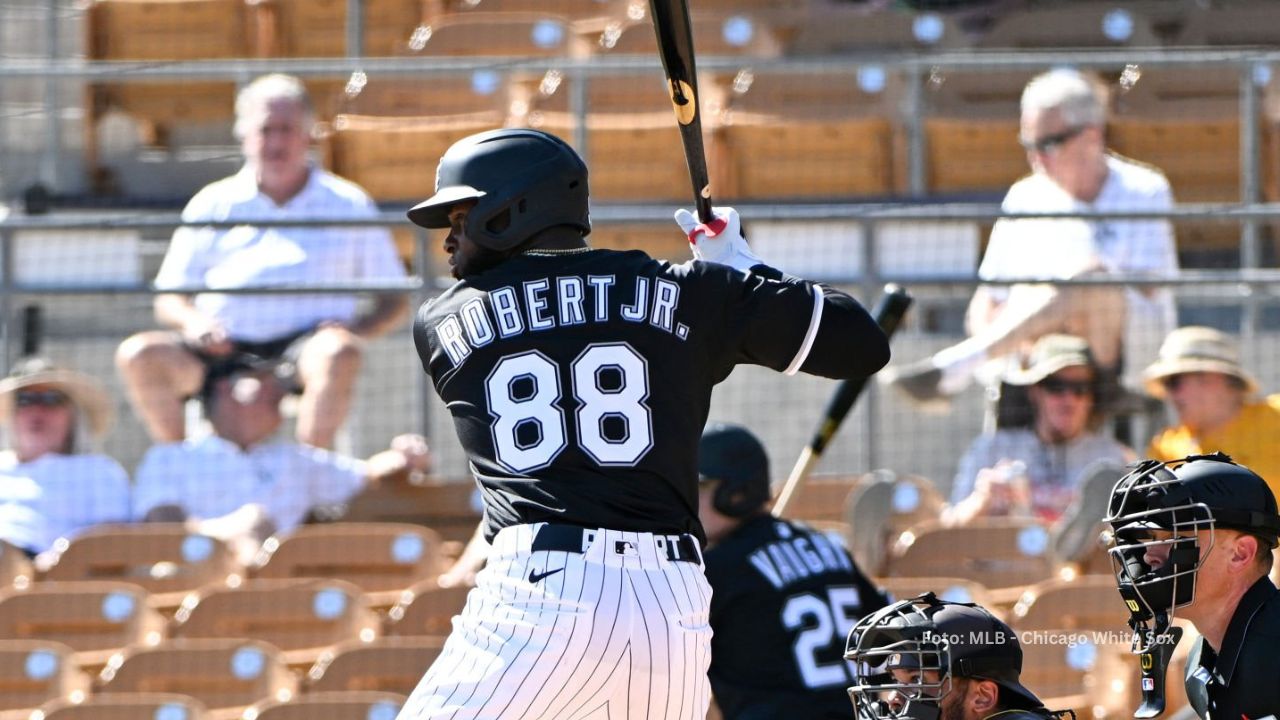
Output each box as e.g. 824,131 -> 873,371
885,67 -> 1178,409
116,73 -> 409,450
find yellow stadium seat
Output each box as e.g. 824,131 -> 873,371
872,576 -> 997,614
340,480 -> 483,545
843,472 -> 946,576
445,0 -> 630,22
0,640 -> 89,716
245,691 -> 406,720
35,693 -> 209,720
83,0 -> 248,190
774,474 -> 864,524
323,111 -> 504,203
0,581 -> 166,674
1009,575 -> 1129,632
38,524 -> 244,615
0,540 -> 33,591
250,0 -> 429,58
923,117 -> 1028,195
98,638 -> 297,719
384,580 -> 471,637
305,636 -> 446,695
251,524 -> 445,609
170,578 -> 380,669
885,518 -> 1059,598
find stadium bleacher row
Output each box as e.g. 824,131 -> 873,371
78,0 -> 1280,271
0,469 -> 1183,718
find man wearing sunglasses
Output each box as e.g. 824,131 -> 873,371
944,334 -> 1133,529
884,68 -> 1178,412
1143,326 -> 1280,501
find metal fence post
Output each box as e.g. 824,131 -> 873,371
0,226 -> 14,374
346,0 -> 363,59
1240,61 -> 1262,340
861,216 -> 880,471
414,225 -> 432,439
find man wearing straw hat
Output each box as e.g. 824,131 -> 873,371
1144,326 -> 1280,497
0,357 -> 130,556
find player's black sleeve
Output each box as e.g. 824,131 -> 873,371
747,263 -> 890,379
800,286 -> 890,378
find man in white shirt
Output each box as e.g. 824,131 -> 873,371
115,73 -> 410,450
884,68 -> 1178,407
133,355 -> 432,552
0,358 -> 130,555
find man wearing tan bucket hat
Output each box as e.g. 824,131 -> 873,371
0,357 -> 130,556
1144,326 -> 1280,497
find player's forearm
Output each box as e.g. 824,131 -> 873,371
799,290 -> 890,379
350,294 -> 409,338
154,293 -> 204,330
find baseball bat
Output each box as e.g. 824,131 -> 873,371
773,284 -> 914,516
648,0 -> 714,223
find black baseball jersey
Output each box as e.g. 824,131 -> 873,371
414,249 -> 888,542
1185,576 -> 1280,718
703,514 -> 889,720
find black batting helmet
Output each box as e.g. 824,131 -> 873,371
699,423 -> 771,518
406,128 -> 590,252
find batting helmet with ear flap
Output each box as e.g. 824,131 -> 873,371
406,128 -> 590,252
699,423 -> 771,518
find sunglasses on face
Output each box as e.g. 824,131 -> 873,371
1019,125 -> 1087,155
1037,378 -> 1093,397
15,390 -> 70,408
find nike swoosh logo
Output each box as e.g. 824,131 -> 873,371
528,567 -> 564,583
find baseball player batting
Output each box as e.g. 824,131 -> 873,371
397,128 -> 890,720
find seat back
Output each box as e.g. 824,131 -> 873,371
306,636 -> 447,695
1010,575 -> 1129,632
247,691 -> 407,720
0,539 -> 34,590
171,578 -> 379,664
872,576 -> 996,612
385,580 -> 471,637
324,112 -> 505,204
885,518 -> 1058,591
0,581 -> 165,661
253,523 -> 444,595
98,638 -> 297,713
339,480 -> 484,543
40,525 -> 243,599
773,475 -> 864,523
253,0 -> 428,57
844,472 -> 946,575
36,692 -> 209,720
0,639 -> 88,711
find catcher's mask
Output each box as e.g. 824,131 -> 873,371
1104,452 -> 1279,716
844,593 -> 1043,720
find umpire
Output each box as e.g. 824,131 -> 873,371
1105,453 -> 1280,718
698,423 -> 888,720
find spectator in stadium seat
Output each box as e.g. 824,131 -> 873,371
1144,326 -> 1280,500
943,334 -> 1133,528
0,357 -> 130,556
132,353 -> 432,554
883,67 -> 1178,410
115,73 -> 409,451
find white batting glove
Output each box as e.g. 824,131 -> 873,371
674,206 -> 764,273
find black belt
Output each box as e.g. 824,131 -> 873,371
531,524 -> 702,564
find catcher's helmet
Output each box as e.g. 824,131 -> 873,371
407,128 -> 590,252
844,593 -> 1044,720
1104,453 -> 1280,630
699,423 -> 771,518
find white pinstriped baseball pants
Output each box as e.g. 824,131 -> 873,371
397,523 -> 714,720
